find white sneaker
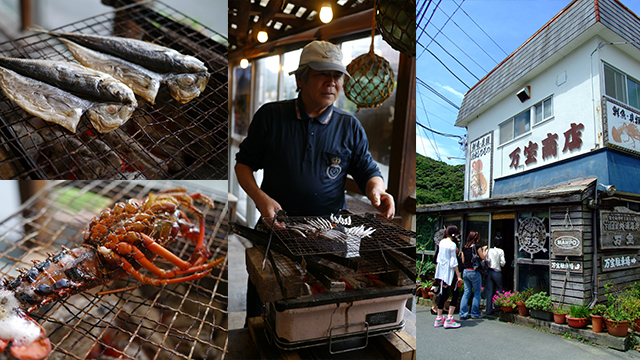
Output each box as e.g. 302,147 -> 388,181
434,317 -> 444,327
444,318 -> 461,329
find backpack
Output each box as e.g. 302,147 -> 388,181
472,244 -> 489,276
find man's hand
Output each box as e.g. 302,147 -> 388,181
366,177 -> 395,219
235,162 -> 285,228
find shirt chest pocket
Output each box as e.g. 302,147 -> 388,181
324,151 -> 351,180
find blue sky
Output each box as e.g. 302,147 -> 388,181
417,0 -> 640,165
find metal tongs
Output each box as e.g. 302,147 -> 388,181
261,209 -> 287,272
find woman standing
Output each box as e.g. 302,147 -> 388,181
433,225 -> 463,329
485,236 -> 506,315
459,231 -> 486,319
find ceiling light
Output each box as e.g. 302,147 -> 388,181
257,30 -> 268,43
240,59 -> 249,69
319,3 -> 333,23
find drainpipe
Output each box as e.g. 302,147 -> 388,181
589,197 -> 598,307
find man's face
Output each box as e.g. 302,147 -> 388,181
298,68 -> 344,113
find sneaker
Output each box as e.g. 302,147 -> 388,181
471,314 -> 484,319
434,317 -> 444,327
444,318 -> 461,329
459,315 -> 470,320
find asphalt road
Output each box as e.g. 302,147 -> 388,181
416,304 -> 639,359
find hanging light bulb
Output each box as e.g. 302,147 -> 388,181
240,59 -> 249,69
319,3 -> 333,23
257,30 -> 269,43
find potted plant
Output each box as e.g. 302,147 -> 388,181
417,280 -> 431,298
552,304 -> 569,324
493,290 -> 517,313
525,292 -> 553,321
621,295 -> 640,332
515,288 -> 534,316
603,283 -> 632,337
590,304 -> 606,333
566,304 -> 590,328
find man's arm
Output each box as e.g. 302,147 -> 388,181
235,163 -> 282,220
365,176 -> 395,219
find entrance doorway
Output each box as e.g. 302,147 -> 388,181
491,215 -> 515,291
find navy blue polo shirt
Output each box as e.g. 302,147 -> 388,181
236,97 -> 382,216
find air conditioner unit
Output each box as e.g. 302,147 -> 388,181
516,86 -> 531,103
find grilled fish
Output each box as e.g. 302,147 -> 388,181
41,30 -> 207,74
59,38 -> 207,104
0,66 -> 135,133
0,56 -> 136,105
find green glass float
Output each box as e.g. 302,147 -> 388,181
375,0 -> 416,57
345,42 -> 395,111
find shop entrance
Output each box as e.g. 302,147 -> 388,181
490,214 -> 515,291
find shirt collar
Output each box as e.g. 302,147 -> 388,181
296,97 -> 334,125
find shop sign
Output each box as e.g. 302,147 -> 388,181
601,253 -> 640,272
603,98 -> 640,156
600,210 -> 640,250
517,217 -> 548,259
551,229 -> 583,256
468,132 -> 492,200
550,260 -> 582,273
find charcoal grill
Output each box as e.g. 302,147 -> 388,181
233,214 -> 415,353
0,0 -> 227,180
0,180 -> 229,359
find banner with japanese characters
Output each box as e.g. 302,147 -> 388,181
468,132 -> 492,200
599,210 -> 640,250
601,253 -> 640,272
604,98 -> 640,156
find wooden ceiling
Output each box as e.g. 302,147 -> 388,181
229,0 -> 374,60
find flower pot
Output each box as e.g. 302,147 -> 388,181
591,315 -> 604,333
633,318 -> 640,332
530,310 -> 554,322
605,319 -> 629,337
501,305 -> 513,313
516,302 -> 529,316
553,312 -> 567,324
566,316 -> 587,329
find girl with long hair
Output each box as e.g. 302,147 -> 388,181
433,225 -> 463,329
459,231 -> 486,319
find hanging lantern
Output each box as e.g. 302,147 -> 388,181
344,16 -> 395,111
375,0 -> 416,57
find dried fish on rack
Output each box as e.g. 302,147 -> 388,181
40,30 -> 210,104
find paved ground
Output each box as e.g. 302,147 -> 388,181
416,304 -> 638,359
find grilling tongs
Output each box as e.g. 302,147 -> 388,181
262,209 -> 287,271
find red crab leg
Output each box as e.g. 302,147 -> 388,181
10,338 -> 52,360
136,233 -> 193,270
115,242 -> 222,278
114,253 -> 213,285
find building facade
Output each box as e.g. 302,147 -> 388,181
419,0 -> 640,305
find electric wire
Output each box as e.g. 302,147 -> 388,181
417,77 -> 461,110
437,6 -> 500,64
420,22 -> 489,73
419,32 -> 480,81
424,48 -> 471,89
416,0 -> 431,43
453,0 -> 509,56
417,85 -> 442,161
420,0 -> 463,58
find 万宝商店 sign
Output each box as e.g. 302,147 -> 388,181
599,210 -> 640,250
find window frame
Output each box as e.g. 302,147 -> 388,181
603,62 -> 640,111
498,96 -> 554,146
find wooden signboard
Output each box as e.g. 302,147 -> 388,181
551,229 -> 583,256
550,260 -> 583,273
599,210 -> 640,250
601,253 -> 640,272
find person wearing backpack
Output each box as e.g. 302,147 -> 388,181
433,225 -> 464,329
485,236 -> 506,315
459,231 -> 486,320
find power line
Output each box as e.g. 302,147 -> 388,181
424,48 -> 471,89
416,0 -> 431,43
437,6 -> 500,64
419,32 -> 480,81
420,21 -> 489,73
453,0 -> 508,56
417,121 -> 466,140
420,0 -> 463,58
417,85 -> 442,161
417,77 -> 461,110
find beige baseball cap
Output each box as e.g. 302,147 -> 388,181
289,40 -> 350,77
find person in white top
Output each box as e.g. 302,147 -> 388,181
484,236 -> 506,315
433,225 -> 463,329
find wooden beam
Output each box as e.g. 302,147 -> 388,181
20,0 -> 31,31
387,53 -> 416,230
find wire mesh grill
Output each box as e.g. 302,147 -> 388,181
268,214 -> 415,257
0,0 -> 227,180
0,180 -> 229,360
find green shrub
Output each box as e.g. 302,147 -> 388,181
525,292 -> 552,311
568,304 -> 590,319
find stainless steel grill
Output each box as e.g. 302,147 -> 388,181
0,180 -> 229,359
0,0 -> 227,179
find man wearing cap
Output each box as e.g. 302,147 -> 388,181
235,40 -> 394,221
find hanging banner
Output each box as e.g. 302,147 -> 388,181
551,229 -> 583,256
468,131 -> 492,200
603,98 -> 640,156
600,210 -> 640,250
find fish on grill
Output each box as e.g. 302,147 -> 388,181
40,30 -> 210,104
0,66 -> 135,133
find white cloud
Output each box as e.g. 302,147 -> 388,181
442,85 -> 465,100
416,133 -> 465,166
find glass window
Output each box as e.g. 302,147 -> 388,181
514,110 -> 530,137
534,97 -> 553,125
535,103 -> 542,124
543,98 -> 552,119
232,65 -> 252,137
604,63 -> 627,103
253,55 -> 280,111
499,120 -> 513,145
516,211 -> 549,260
280,49 -> 302,100
517,264 -> 549,292
628,77 -> 640,110
466,213 -> 490,246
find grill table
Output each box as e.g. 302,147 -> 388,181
0,0 -> 227,179
0,180 -> 229,359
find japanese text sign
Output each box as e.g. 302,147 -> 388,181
550,261 -> 583,273
599,210 -> 640,250
604,98 -> 640,156
601,253 -> 640,272
468,132 -> 492,200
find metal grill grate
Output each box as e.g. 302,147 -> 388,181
0,0 -> 227,180
267,214 -> 415,257
0,180 -> 229,359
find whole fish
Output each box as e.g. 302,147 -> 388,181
40,30 -> 207,74
0,66 -> 135,133
58,38 -> 207,105
0,56 -> 136,105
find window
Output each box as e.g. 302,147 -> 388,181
604,62 -> 640,109
280,49 -> 302,100
499,97 -> 553,145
